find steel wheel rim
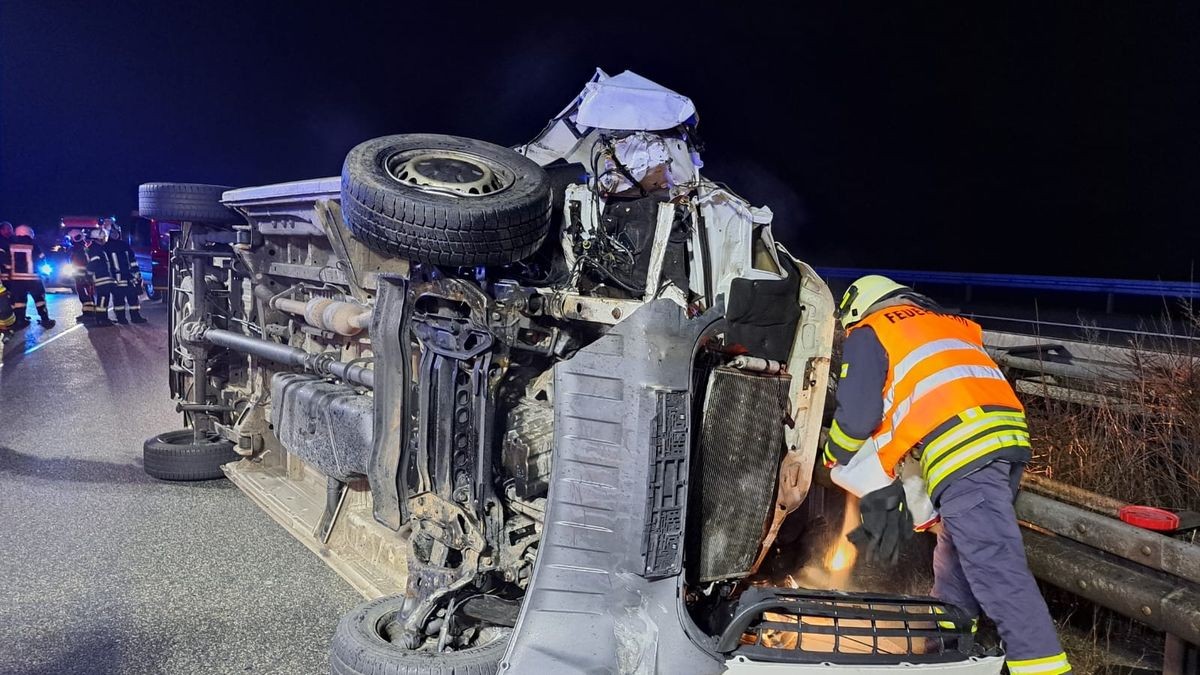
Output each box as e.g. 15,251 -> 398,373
385,149 -> 515,197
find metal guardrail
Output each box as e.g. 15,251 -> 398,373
1017,475 -> 1200,650
816,267 -> 1200,300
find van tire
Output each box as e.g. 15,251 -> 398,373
143,429 -> 239,481
138,183 -> 241,224
330,595 -> 509,675
341,134 -> 552,267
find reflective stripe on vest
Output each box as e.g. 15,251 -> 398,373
8,243 -> 37,280
883,338 -> 987,410
848,305 -> 1023,479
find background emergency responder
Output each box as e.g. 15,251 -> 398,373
0,222 -> 11,313
86,227 -> 114,327
823,275 -> 1071,675
0,279 -> 15,337
2,224 -> 55,329
100,219 -> 146,324
68,229 -> 96,322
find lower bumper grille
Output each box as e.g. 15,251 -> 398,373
717,587 -> 977,665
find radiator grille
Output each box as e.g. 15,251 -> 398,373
717,588 -> 975,665
695,366 -> 790,583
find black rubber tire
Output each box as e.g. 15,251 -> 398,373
341,134 -> 552,266
143,429 -> 239,481
138,183 -> 242,224
330,595 -> 510,675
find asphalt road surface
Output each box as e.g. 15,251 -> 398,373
0,292 -> 361,674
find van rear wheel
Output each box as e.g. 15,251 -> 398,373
143,429 -> 239,481
138,183 -> 242,224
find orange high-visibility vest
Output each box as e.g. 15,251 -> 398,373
848,305 -> 1025,483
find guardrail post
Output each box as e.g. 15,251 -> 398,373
1164,633 -> 1198,674
1106,292 -> 1115,314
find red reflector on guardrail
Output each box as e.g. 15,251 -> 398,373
1119,505 -> 1180,532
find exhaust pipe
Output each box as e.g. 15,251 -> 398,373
203,328 -> 374,388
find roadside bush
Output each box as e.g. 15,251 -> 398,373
1018,319 -> 1200,512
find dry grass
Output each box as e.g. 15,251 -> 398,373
1018,324 -> 1200,512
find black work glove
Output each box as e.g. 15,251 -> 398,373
848,480 -> 913,565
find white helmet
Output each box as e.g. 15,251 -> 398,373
14,224 -> 33,238
68,229 -> 83,242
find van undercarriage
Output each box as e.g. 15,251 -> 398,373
142,71 -> 1003,674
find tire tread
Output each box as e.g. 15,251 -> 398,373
340,134 -> 552,267
143,429 -> 239,481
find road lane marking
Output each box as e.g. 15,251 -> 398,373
23,323 -> 84,355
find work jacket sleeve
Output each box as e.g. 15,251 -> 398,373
823,325 -> 889,467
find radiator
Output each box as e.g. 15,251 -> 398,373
694,366 -> 790,583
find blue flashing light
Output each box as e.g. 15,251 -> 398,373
39,263 -> 53,276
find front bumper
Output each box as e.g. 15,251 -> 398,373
725,655 -> 1004,674
714,588 -> 1002,675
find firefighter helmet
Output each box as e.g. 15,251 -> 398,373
838,275 -> 911,328
14,224 -> 33,238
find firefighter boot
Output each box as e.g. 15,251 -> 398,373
12,317 -> 30,331
130,309 -> 147,324
92,312 -> 113,327
113,310 -> 129,325
37,307 -> 55,329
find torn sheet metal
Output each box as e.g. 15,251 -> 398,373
576,70 -> 697,131
517,69 -> 699,168
517,69 -> 609,166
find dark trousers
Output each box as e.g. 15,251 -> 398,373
6,278 -> 49,321
95,281 -> 113,317
74,275 -> 95,312
932,461 -> 1071,673
109,283 -> 141,318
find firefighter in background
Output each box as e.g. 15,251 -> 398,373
0,222 -> 11,317
0,279 -> 15,337
2,224 -> 56,329
100,219 -> 146,324
86,227 -> 115,327
823,275 -> 1071,675
67,229 -> 96,322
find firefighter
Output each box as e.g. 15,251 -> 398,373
0,279 -> 15,336
86,228 -> 115,327
67,229 -> 96,321
100,219 -> 146,324
2,224 -> 55,329
823,275 -> 1071,675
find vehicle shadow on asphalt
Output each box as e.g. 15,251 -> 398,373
3,636 -> 125,675
0,445 -> 231,489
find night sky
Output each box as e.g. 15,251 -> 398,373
2,2 -> 1197,279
